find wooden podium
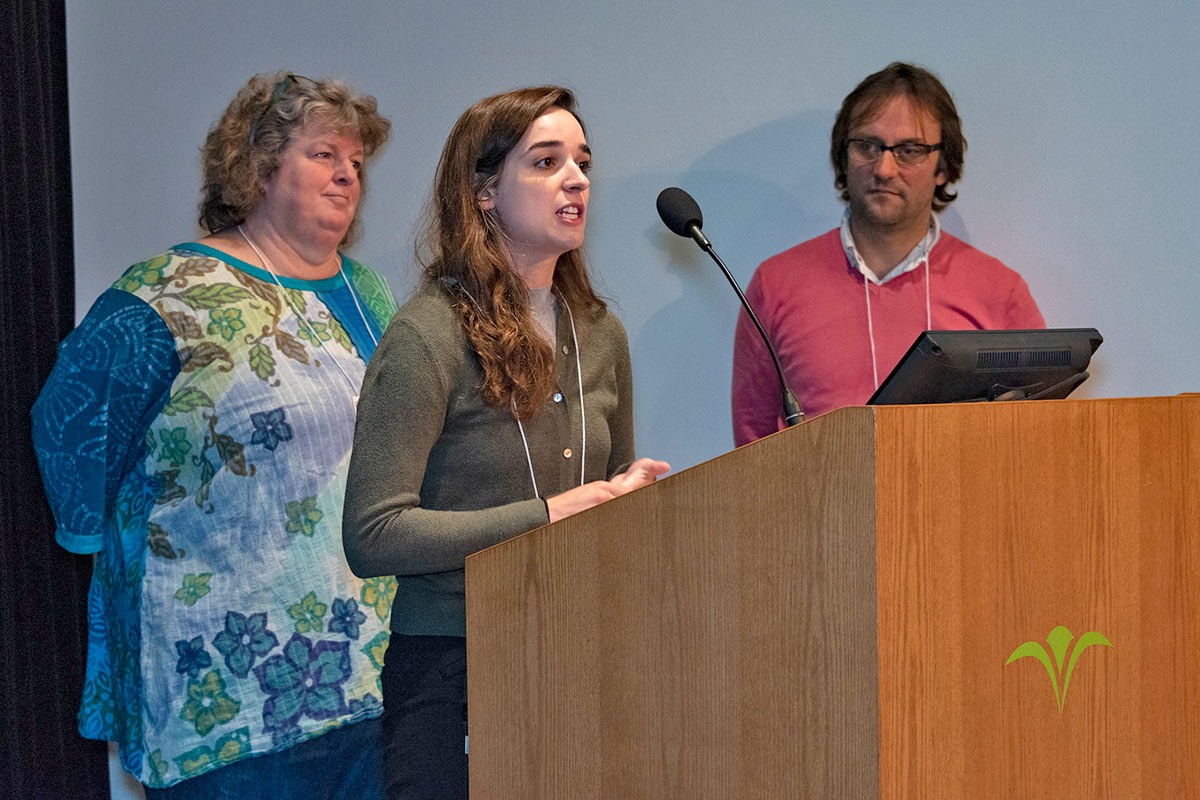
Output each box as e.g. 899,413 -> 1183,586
465,395 -> 1200,798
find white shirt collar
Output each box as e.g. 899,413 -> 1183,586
840,208 -> 941,286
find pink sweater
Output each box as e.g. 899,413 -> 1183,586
732,229 -> 1045,445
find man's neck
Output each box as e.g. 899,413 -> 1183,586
847,214 -> 930,280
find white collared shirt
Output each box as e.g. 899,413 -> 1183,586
839,207 -> 941,286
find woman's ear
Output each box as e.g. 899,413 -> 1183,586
476,172 -> 499,211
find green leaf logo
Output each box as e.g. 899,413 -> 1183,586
1005,625 -> 1112,713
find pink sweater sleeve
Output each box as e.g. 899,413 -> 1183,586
1005,275 -> 1046,329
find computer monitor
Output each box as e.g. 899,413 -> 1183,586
867,328 -> 1103,406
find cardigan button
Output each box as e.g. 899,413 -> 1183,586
561,345 -> 569,355
553,392 -> 563,403
563,448 -> 573,458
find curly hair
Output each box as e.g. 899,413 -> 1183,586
416,86 -> 605,421
198,71 -> 390,245
831,62 -> 966,212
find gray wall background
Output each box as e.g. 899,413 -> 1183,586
66,1 -> 1198,795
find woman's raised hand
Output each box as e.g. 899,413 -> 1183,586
545,458 -> 670,523
609,457 -> 671,495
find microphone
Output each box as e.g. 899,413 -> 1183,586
655,187 -> 710,249
656,187 -> 804,427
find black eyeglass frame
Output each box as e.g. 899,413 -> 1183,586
846,138 -> 943,167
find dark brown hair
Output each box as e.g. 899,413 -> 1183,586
830,62 -> 966,212
417,86 -> 605,420
198,71 -> 390,245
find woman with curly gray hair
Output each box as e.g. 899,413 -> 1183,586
33,71 -> 396,798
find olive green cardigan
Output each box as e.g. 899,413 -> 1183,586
343,282 -> 635,636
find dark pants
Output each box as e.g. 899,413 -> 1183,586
144,715 -> 384,800
381,634 -> 469,799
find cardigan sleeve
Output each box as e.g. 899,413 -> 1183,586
31,289 -> 180,554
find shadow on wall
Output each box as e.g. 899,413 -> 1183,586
605,110 -> 841,470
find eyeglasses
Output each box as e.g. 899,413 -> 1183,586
249,73 -> 314,145
846,138 -> 942,167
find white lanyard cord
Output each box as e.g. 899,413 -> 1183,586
515,414 -> 541,498
924,257 -> 932,339
865,258 -> 932,390
566,300 -> 586,487
515,297 -> 585,497
237,226 -> 375,391
864,276 -> 880,390
443,277 -> 586,499
343,271 -> 379,349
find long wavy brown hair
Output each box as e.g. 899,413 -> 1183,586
198,71 -> 390,246
417,86 -> 606,420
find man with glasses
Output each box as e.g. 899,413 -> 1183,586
731,62 -> 1044,444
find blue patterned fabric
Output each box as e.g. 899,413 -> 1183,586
32,245 -> 398,788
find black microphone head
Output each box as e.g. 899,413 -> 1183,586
656,187 -> 703,238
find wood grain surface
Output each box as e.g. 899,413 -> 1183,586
874,395 -> 1200,798
466,395 -> 1200,798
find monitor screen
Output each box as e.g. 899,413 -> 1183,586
867,328 -> 1103,406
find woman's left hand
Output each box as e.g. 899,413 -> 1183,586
544,458 -> 670,523
609,457 -> 671,495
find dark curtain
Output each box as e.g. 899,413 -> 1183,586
1,0 -> 111,797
